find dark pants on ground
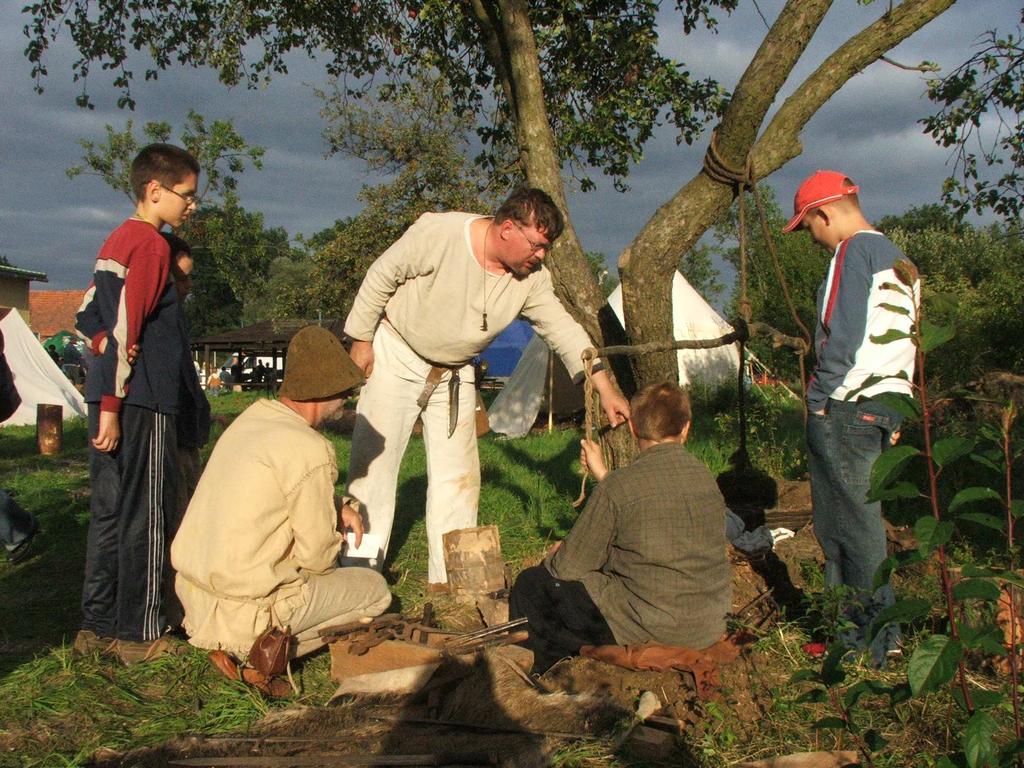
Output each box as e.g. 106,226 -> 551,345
807,397 -> 900,664
509,565 -> 616,674
0,490 -> 36,553
81,404 -> 176,642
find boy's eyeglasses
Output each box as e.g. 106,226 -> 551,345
160,184 -> 200,206
511,221 -> 552,253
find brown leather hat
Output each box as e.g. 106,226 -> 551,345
278,326 -> 364,401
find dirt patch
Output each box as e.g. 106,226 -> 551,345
97,646 -> 718,767
96,482 -> 828,768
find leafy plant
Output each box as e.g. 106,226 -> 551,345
791,260 -> 1024,767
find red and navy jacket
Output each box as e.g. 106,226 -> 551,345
76,219 -> 184,414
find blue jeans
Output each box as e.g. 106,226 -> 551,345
807,398 -> 900,663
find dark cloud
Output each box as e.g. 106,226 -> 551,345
0,1 -> 1016,292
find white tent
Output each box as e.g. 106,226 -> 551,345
0,308 -> 87,426
488,271 -> 740,438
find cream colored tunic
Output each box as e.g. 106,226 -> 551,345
343,211 -> 594,378
171,398 -> 344,654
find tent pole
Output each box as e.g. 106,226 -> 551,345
547,349 -> 554,433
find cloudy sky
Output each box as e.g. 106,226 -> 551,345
0,1 -> 1015,292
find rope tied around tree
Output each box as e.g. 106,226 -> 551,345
572,131 -> 815,507
703,129 -> 813,453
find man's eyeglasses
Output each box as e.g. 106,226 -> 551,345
511,221 -> 552,253
160,184 -> 200,206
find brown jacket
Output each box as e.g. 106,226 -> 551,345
547,443 -> 731,648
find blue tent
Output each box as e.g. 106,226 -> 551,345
479,319 -> 533,377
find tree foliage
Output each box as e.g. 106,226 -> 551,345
65,109 -> 264,202
27,0 -> 957,420
923,6 -> 1024,228
713,189 -> 827,383
885,216 -> 1024,387
178,196 -> 297,335
26,0 -> 729,192
304,72 -> 494,319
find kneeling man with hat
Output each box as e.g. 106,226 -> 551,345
172,326 -> 392,659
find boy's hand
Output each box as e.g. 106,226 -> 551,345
338,502 -> 364,549
349,340 -> 374,378
97,337 -> 140,364
93,411 -> 121,452
580,438 -> 609,481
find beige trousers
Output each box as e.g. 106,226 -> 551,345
282,567 -> 392,657
346,324 -> 480,583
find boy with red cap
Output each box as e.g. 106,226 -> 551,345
783,170 -> 919,665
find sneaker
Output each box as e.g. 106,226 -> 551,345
114,635 -> 189,665
801,641 -> 827,659
72,629 -> 116,657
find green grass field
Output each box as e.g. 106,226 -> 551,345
0,389 -> 815,767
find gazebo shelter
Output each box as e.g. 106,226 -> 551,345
191,318 -> 344,388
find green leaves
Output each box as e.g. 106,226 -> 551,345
952,579 -> 1002,602
867,598 -> 931,644
915,516 -> 954,557
963,711 -> 998,768
870,444 -> 920,491
908,635 -> 963,696
871,392 -> 922,420
932,436 -> 976,468
949,487 -> 1003,514
870,329 -> 913,345
921,318 -> 956,353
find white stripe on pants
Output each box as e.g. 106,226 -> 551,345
346,325 -> 480,583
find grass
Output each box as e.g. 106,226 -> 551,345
0,389 -> 816,766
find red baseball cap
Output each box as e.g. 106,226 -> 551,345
782,170 -> 859,233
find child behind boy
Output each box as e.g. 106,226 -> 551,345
510,381 -> 732,674
74,143 -> 199,664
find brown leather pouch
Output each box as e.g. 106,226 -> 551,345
475,391 -> 490,437
247,626 -> 293,678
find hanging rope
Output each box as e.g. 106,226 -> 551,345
573,355 -> 600,508
573,130 -> 816,506
703,129 -> 811,359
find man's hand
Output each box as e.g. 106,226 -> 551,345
339,502 -> 364,549
890,430 -> 901,446
92,410 -> 121,452
547,540 -> 563,557
590,369 -> 630,426
97,337 -> 140,364
349,339 -> 374,378
580,438 -> 609,482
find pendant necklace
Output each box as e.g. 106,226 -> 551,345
480,222 -> 508,332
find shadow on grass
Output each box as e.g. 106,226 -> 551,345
485,436 -> 581,540
0,424 -> 92,678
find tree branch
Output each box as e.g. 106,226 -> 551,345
879,54 -> 940,71
751,0 -> 957,178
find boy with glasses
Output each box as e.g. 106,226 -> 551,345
73,143 -> 200,664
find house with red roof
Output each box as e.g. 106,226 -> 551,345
28,289 -> 86,342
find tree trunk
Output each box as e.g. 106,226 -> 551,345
476,0 -> 638,465
619,0 -> 956,387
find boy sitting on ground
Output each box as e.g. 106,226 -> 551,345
510,381 -> 732,674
